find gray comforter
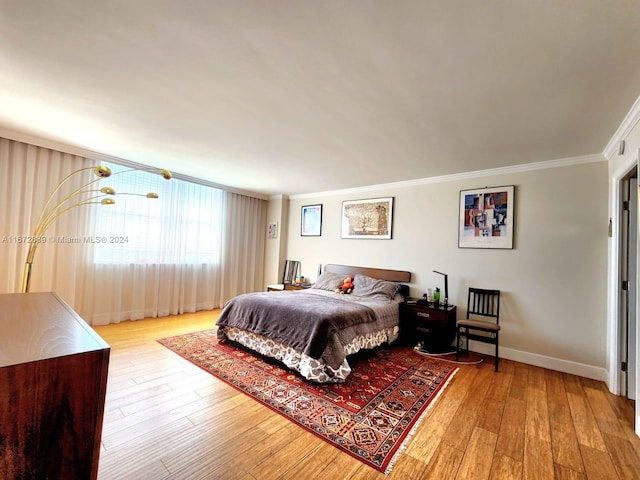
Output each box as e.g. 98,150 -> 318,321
216,290 -> 377,363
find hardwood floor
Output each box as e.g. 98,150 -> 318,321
94,311 -> 640,479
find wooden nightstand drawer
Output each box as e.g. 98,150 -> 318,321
402,305 -> 449,325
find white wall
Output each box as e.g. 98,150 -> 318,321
280,161 -> 609,379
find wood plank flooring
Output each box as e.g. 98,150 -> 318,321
93,311 -> 640,479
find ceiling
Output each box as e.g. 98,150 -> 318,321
1,1 -> 639,197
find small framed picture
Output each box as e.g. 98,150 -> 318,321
341,197 -> 393,239
301,204 -> 322,236
267,222 -> 278,239
458,185 -> 515,249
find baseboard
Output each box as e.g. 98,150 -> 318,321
86,302 -> 216,326
466,341 -> 608,382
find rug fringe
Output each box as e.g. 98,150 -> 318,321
383,367 -> 459,475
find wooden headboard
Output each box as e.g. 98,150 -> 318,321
324,264 -> 411,283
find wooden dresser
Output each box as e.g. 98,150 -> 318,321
0,292 -> 110,480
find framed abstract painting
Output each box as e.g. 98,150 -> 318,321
459,186 -> 514,249
301,204 -> 322,236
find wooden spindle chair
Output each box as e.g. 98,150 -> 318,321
456,288 -> 501,371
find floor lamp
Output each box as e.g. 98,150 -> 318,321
21,164 -> 172,293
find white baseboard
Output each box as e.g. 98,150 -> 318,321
466,341 -> 608,382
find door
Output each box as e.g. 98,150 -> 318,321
621,172 -> 638,401
629,176 -> 637,400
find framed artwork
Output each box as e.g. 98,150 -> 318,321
459,185 -> 514,249
267,222 -> 278,239
301,204 -> 322,236
341,197 -> 393,239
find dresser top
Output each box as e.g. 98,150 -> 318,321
0,292 -> 110,368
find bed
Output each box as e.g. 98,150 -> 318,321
216,264 -> 411,383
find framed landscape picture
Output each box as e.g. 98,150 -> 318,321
459,185 -> 514,249
341,197 -> 393,239
301,204 -> 322,236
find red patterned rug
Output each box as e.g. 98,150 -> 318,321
158,329 -> 457,474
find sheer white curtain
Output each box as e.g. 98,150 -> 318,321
220,192 -> 267,300
1,138 -> 268,325
78,162 -> 230,324
0,137 -> 95,303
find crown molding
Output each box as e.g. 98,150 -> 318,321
603,94 -> 640,160
0,127 -> 269,200
0,125 -> 608,203
289,153 -> 605,200
268,194 -> 289,201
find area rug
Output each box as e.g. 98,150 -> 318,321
158,329 -> 457,474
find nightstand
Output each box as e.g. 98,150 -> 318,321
284,283 -> 310,291
399,302 -> 457,352
266,283 -> 311,292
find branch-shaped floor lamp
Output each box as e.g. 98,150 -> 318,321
22,164 -> 172,293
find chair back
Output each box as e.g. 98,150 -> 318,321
467,288 -> 500,324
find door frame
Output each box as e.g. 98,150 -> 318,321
608,148 -> 640,435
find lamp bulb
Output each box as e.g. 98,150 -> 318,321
94,165 -> 112,178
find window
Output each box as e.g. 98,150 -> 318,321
93,163 -> 224,264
